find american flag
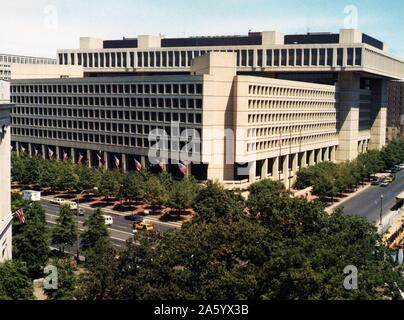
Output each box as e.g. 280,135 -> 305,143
134,159 -> 142,172
21,146 -> 26,153
114,155 -> 120,168
14,208 -> 26,224
157,160 -> 165,172
78,153 -> 84,164
63,150 -> 68,161
178,163 -> 188,176
48,148 -> 54,158
34,148 -> 39,156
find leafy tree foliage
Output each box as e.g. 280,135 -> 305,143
0,261 -> 34,300
168,176 -> 200,212
51,205 -> 78,253
45,259 -> 77,300
13,202 -> 50,278
80,208 -> 110,253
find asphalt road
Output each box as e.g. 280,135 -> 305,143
339,169 -> 404,223
41,200 -> 175,248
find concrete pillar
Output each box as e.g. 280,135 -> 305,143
122,154 -> 127,172
42,145 -> 46,160
336,72 -> 360,162
283,155 -> 289,185
87,150 -> 92,168
369,79 -> 388,151
103,151 -> 109,170
141,155 -> 146,168
309,150 -> 315,166
330,146 -> 336,162
272,157 -> 279,179
55,146 -> 60,160
301,152 -> 308,168
28,143 -> 32,157
261,159 -> 268,180
249,161 -> 257,183
15,141 -> 20,156
292,153 -> 298,172
71,147 -> 75,163
316,149 -> 322,163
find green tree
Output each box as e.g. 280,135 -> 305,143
76,165 -> 101,193
122,171 -> 146,201
51,205 -> 78,253
144,176 -> 169,207
168,176 -> 199,212
312,170 -> 338,202
55,161 -> 79,191
98,170 -> 122,199
80,208 -> 110,253
0,261 -> 34,300
13,202 -> 50,278
193,180 -> 245,224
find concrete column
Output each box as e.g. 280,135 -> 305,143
42,145 -> 46,160
122,154 -> 127,172
272,157 -> 279,179
249,161 -> 257,183
71,147 -> 75,163
292,153 -> 298,172
55,146 -> 60,160
28,143 -> 32,157
301,152 -> 308,168
309,150 -> 315,166
15,141 -> 20,156
261,159 -> 268,180
103,151 -> 109,170
283,155 -> 289,185
316,149 -> 322,163
336,72 -> 360,162
87,150 -> 92,168
330,146 -> 336,162
141,155 -> 146,168
369,79 -> 388,151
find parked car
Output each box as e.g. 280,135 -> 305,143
103,215 -> 114,226
50,198 -> 65,205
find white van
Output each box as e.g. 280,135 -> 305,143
23,190 -> 41,202
103,215 -> 113,226
61,201 -> 78,210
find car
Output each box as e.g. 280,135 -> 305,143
61,201 -> 78,210
103,215 -> 114,226
399,164 -> 404,170
371,179 -> 381,186
134,221 -> 154,231
385,175 -> 395,183
380,181 -> 390,187
50,198 -> 65,205
125,214 -> 143,222
75,208 -> 85,216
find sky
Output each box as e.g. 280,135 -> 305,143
0,0 -> 403,59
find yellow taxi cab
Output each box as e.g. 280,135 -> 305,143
11,189 -> 23,196
134,221 -> 154,231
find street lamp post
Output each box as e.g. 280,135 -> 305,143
379,195 -> 384,227
76,187 -> 98,263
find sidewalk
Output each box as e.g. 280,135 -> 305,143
42,195 -> 183,229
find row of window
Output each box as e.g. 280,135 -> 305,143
0,55 -> 56,65
11,96 -> 203,110
12,109 -> 202,129
58,47 -> 363,69
247,112 -> 336,124
248,99 -> 336,110
248,123 -> 337,138
248,85 -> 335,99
247,133 -> 338,152
11,83 -> 203,95
12,127 -> 202,149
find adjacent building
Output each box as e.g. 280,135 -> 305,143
0,54 -> 56,81
387,81 -> 404,140
0,80 -> 12,262
9,29 -> 404,187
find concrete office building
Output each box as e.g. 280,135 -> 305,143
387,81 -> 404,140
0,80 -> 12,262
0,54 -> 56,81
9,29 -> 404,187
